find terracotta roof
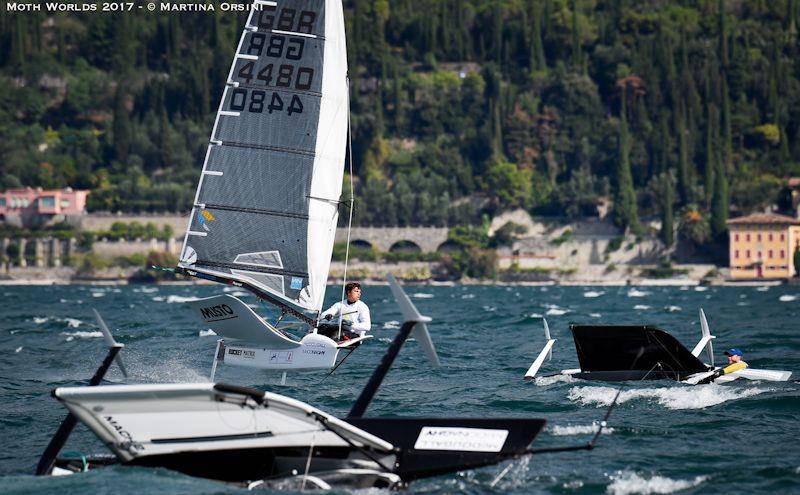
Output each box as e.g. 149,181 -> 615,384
789,177 -> 800,187
727,213 -> 800,225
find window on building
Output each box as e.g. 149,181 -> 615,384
769,250 -> 773,259
746,234 -> 751,242
768,233 -> 773,242
734,233 -> 739,241
735,250 -> 739,259
22,199 -> 29,207
0,198 -> 5,207
746,250 -> 751,258
758,251 -> 762,259
757,233 -> 762,242
781,250 -> 785,258
60,199 -> 70,208
781,233 -> 785,242
40,196 -> 55,207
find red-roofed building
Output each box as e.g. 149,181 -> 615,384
727,213 -> 800,279
0,187 -> 89,227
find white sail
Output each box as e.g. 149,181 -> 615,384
178,0 -> 348,315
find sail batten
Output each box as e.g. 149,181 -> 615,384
179,0 -> 347,316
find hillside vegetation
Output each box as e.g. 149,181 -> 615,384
2,0 -> 800,252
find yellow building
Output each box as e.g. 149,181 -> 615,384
728,213 -> 800,279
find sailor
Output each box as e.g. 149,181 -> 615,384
321,282 -> 371,338
699,348 -> 748,384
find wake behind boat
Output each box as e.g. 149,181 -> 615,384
525,309 -> 792,384
163,0 -> 368,373
35,276 -> 605,489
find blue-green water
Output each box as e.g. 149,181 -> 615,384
1,283 -> 799,494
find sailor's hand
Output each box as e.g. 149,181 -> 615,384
324,314 -> 332,321
698,369 -> 723,385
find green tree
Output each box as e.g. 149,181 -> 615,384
484,161 -> 532,211
794,245 -> 800,277
613,87 -> 641,234
710,151 -> 729,239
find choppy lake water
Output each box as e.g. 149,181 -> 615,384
1,283 -> 799,494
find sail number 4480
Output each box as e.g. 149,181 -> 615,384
229,89 -> 303,116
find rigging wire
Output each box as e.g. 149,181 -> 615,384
337,77 -> 356,341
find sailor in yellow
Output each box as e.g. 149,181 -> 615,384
699,348 -> 748,384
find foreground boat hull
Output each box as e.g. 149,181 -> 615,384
50,383 -> 546,486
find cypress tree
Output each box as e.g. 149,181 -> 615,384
112,86 -> 131,163
570,0 -> 581,69
531,2 -> 546,72
721,78 -> 733,168
660,173 -> 675,247
710,149 -> 729,239
794,245 -> 800,277
493,0 -> 502,64
676,107 -> 691,205
704,103 -> 718,207
614,89 -> 642,234
718,0 -> 728,69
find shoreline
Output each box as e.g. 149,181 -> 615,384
0,276 -> 788,287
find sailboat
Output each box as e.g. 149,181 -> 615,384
35,276 -> 608,489
174,0 -> 366,372
524,310 -> 792,384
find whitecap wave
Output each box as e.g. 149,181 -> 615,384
627,289 -> 649,298
546,308 -> 569,316
166,295 -> 201,304
779,295 -> 797,302
550,422 -> 614,436
91,292 -> 105,298
382,320 -> 400,330
534,374 -> 577,386
151,296 -> 165,302
483,305 -> 497,312
61,331 -> 103,339
694,286 -> 709,292
199,329 -> 217,337
583,291 -> 605,298
134,287 -> 159,294
63,318 -> 82,328
590,313 -> 602,318
529,312 -> 543,318
633,305 -> 651,310
461,294 -> 475,299
756,286 -> 769,292
664,305 -> 681,312
606,471 -> 708,495
15,346 -> 22,353
33,317 -> 49,324
412,293 -> 434,299
568,384 -> 773,410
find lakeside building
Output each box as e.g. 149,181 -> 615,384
0,187 -> 89,228
727,213 -> 800,279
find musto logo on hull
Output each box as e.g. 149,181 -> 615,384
200,304 -> 235,321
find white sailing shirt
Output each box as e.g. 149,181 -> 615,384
321,300 -> 371,336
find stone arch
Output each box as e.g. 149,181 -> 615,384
349,239 -> 374,250
437,239 -> 462,253
389,240 -> 422,253
23,239 -> 37,265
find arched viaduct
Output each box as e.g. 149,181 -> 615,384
335,227 -> 451,253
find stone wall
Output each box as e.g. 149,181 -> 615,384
79,214 -> 188,234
